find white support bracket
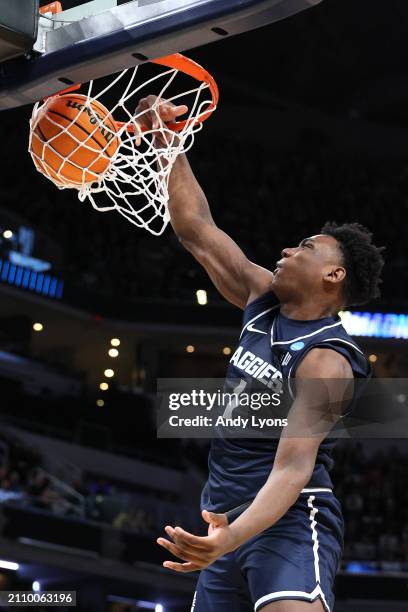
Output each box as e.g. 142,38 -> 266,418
34,0 -> 120,53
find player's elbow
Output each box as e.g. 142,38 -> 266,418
287,464 -> 314,490
176,219 -> 212,257
172,213 -> 205,244
275,453 -> 317,490
177,232 -> 200,255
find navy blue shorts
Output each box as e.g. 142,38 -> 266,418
191,489 -> 343,612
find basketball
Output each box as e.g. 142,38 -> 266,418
30,93 -> 120,186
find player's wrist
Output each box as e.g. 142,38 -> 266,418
226,521 -> 253,551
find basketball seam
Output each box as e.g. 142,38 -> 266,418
36,124 -> 65,171
35,123 -> 96,183
46,108 -> 116,158
34,125 -> 68,182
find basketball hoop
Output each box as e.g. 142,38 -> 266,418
28,54 -> 219,235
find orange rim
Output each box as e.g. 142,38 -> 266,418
149,53 -> 219,132
45,53 -> 218,133
40,2 -> 63,15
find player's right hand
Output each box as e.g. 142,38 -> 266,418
134,95 -> 188,144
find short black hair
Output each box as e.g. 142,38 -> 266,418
321,221 -> 385,306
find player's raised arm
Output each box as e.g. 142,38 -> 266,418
168,153 -> 274,309
134,97 -> 274,309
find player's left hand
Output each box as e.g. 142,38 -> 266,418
157,509 -> 237,572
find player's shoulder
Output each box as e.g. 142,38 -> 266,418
316,315 -> 364,353
297,345 -> 353,378
243,291 -> 280,325
309,318 -> 370,378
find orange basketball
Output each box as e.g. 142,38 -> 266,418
30,94 -> 120,186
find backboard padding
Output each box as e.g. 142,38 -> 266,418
0,0 -> 323,110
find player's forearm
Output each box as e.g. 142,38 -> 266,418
227,464 -> 311,549
168,154 -> 214,240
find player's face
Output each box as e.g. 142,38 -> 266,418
271,234 -> 343,299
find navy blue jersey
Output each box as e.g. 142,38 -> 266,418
201,291 -> 370,513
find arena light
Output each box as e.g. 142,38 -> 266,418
340,310 -> 408,339
104,369 -> 114,378
131,601 -> 165,611
0,258 -> 64,300
0,559 -> 19,570
108,348 -> 119,358
223,347 -> 232,355
186,345 -> 195,353
3,230 -> 13,239
345,561 -> 377,574
110,338 -> 120,347
32,581 -> 40,592
108,596 -> 165,609
196,289 -> 207,305
96,399 -> 105,407
33,322 -> 43,332
100,382 -> 109,391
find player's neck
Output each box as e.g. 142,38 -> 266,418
279,299 -> 339,321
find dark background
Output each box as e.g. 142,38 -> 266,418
0,1 -> 406,610
0,0 -> 407,313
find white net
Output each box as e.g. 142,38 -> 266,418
28,55 -> 217,236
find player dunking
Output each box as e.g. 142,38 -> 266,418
135,98 -> 384,612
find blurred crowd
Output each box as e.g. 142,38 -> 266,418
0,430 -> 165,537
0,435 -> 41,502
333,442 -> 408,565
1,430 -> 408,565
2,136 -> 407,306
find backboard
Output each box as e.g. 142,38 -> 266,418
0,0 -> 323,110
